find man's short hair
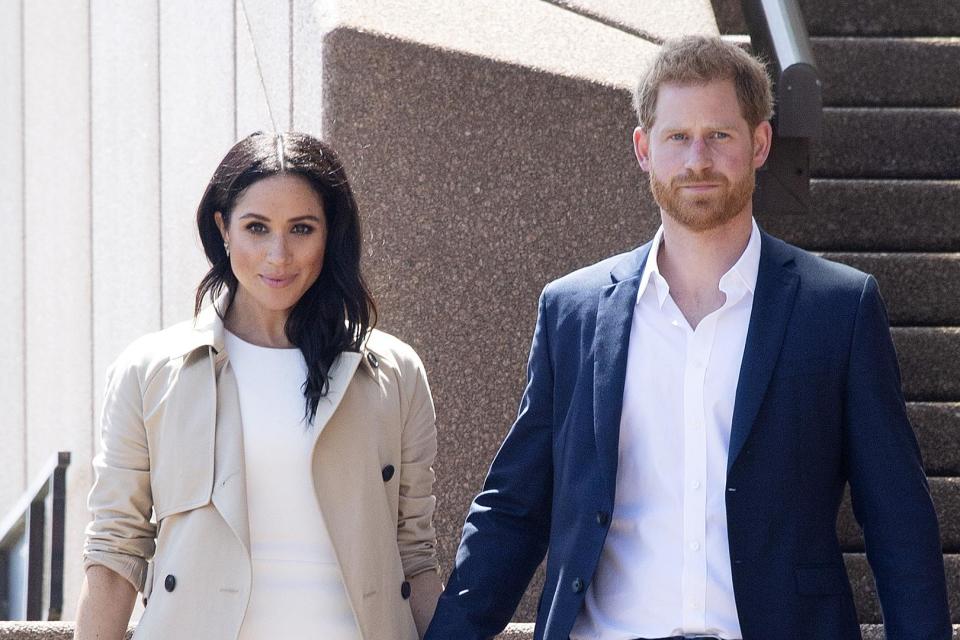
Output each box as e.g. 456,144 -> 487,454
634,35 -> 774,131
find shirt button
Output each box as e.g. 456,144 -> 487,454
691,480 -> 701,489
690,541 -> 701,551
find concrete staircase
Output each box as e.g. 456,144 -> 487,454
728,0 -> 960,634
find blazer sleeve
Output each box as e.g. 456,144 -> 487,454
396,345 -> 441,578
843,275 -> 951,638
426,289 -> 555,640
82,349 -> 157,593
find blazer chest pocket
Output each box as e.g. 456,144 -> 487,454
144,357 -> 217,521
795,563 -> 848,596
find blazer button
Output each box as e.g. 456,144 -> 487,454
595,511 -> 610,526
366,352 -> 379,368
382,465 -> 395,482
164,574 -> 176,592
400,580 -> 411,599
571,577 -> 584,593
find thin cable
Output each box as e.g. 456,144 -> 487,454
239,0 -> 279,133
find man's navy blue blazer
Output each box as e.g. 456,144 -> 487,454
426,230 -> 951,640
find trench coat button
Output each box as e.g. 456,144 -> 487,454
142,597 -> 148,606
595,511 -> 610,526
571,577 -> 584,593
164,575 -> 176,592
382,464 -> 395,482
366,352 -> 379,368
400,581 -> 411,599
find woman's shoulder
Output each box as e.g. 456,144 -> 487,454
108,317 -> 212,384
363,328 -> 426,375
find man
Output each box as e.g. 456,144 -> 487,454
425,36 -> 951,640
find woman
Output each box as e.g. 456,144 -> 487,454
75,132 -> 443,639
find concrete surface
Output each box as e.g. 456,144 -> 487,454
544,0 -> 718,41
822,253 -> 960,326
814,108 -> 960,179
893,328 -> 960,401
814,37 -> 960,107
755,179 -> 960,252
912,403 -> 960,477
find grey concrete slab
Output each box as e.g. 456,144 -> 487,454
813,37 -> 960,107
754,179 -> 960,252
319,27 -> 660,621
22,1 -> 93,619
845,552 -> 960,623
838,478 -> 960,552
713,0 -> 960,37
862,624 -> 960,640
90,1 -> 162,410
236,0 -> 292,136
814,108 -> 960,179
911,403 -> 960,477
543,0 -> 719,42
314,0 -> 660,91
159,0 -> 236,327
893,328 -> 960,401
291,0 -> 326,135
820,252 -> 960,326
0,0 -> 26,514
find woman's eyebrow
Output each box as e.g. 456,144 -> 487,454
237,213 -> 322,223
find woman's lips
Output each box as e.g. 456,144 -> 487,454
259,274 -> 296,288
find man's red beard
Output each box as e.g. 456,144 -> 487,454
649,167 -> 755,232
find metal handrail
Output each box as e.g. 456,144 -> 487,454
741,0 -> 822,213
0,452 -> 71,621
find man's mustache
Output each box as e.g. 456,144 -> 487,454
670,171 -> 729,188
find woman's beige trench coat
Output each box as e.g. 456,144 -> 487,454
83,303 -> 440,639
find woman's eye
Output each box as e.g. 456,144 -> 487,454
292,224 -> 314,235
245,222 -> 267,234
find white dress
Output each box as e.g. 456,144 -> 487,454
225,331 -> 362,640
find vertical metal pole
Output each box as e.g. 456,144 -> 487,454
24,501 -> 44,620
47,466 -> 67,620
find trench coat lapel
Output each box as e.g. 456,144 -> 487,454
210,356 -> 251,552
308,351 -> 363,451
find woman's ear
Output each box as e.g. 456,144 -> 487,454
214,211 -> 228,243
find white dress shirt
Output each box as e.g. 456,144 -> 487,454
571,219 -> 761,640
225,331 -> 361,640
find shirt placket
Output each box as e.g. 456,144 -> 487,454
680,311 -> 720,630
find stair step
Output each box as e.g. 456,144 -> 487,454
838,478 -> 960,552
494,623 -> 960,638
814,108 -> 960,179
800,0 -> 960,37
712,0 -> 960,37
813,37 -> 960,107
846,552 -> 960,623
754,179 -> 960,252
893,328 -> 960,401
861,625 -> 960,639
821,253 -> 960,326
911,403 -> 960,476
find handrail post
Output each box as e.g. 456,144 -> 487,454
741,0 -> 822,215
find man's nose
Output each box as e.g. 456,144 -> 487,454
685,138 -> 712,172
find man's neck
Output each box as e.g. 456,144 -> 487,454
656,211 -> 753,329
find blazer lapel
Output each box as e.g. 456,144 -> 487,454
594,244 -> 650,497
727,233 -> 800,472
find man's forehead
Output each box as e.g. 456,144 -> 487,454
651,79 -> 748,129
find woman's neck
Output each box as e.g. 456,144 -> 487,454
224,289 -> 293,348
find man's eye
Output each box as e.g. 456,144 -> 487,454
711,131 -> 730,139
292,224 -> 314,235
245,222 -> 267,234
668,133 -> 686,141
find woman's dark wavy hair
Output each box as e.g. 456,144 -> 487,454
194,131 -> 377,423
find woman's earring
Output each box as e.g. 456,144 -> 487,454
224,242 -> 230,257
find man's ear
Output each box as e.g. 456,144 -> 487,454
633,126 -> 652,172
752,120 -> 773,168
214,211 -> 228,243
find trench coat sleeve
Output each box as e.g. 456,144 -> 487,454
83,348 -> 157,593
395,345 -> 441,578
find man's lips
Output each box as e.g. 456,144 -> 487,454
259,274 -> 296,288
677,182 -> 722,191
